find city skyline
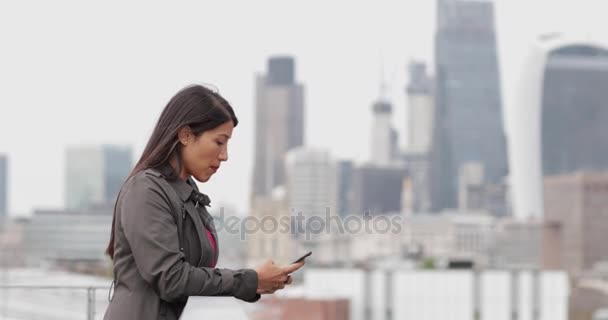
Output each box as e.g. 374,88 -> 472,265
0,0 -> 603,216
1,2 -> 608,319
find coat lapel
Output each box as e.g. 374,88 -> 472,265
183,201 -> 213,268
155,166 -> 218,268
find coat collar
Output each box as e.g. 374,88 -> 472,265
152,163 -> 211,207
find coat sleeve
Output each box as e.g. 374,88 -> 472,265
119,174 -> 261,303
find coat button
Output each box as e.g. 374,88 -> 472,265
180,248 -> 184,251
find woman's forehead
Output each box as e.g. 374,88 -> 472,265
210,122 -> 234,138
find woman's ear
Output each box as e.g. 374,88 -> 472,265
178,126 -> 192,146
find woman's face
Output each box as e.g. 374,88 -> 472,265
180,121 -> 234,182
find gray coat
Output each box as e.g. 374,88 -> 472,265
103,166 -> 260,320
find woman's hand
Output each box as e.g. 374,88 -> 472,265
254,260 -> 304,294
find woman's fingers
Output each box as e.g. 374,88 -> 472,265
257,275 -> 294,295
281,261 -> 305,274
257,282 -> 283,295
278,282 -> 286,290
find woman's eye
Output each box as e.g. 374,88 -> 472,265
216,141 -> 225,146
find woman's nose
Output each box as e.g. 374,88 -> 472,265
219,148 -> 228,161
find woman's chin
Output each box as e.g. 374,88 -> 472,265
193,173 -> 212,183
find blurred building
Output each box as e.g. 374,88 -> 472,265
430,0 -> 508,212
23,208 -> 112,271
349,165 -> 407,215
403,152 -> 432,213
505,34 -> 608,220
543,172 -> 608,275
0,154 -> 7,218
458,162 -> 511,216
542,47 -> 608,177
458,162 -> 485,211
247,188 -> 295,268
0,218 -> 27,267
251,56 -> 305,199
336,160 -> 354,217
400,214 -> 454,262
312,212 -> 499,268
403,61 -> 434,212
489,219 -> 542,269
407,213 -> 541,271
406,61 -> 434,155
310,211 -> 542,270
371,100 -> 398,167
303,218 -> 407,267
411,212 -> 499,267
468,182 -> 510,217
65,145 -> 132,210
285,147 -> 338,223
359,81 -> 408,215
284,147 -> 339,260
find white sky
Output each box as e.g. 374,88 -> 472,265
0,0 -> 604,216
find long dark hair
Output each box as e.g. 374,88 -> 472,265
106,84 -> 239,259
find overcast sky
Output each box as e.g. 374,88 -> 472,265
0,0 -> 603,216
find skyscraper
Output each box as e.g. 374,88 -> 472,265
541,46 -> 608,176
503,33 -> 608,220
430,0 -> 508,211
406,61 -> 434,155
404,61 -> 434,212
371,100 -> 394,166
0,154 -> 7,218
251,56 -> 305,199
65,145 -> 132,209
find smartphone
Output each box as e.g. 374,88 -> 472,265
292,251 -> 312,264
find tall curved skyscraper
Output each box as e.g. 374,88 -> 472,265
503,33 -> 608,220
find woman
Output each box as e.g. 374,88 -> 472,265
103,85 -> 304,320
